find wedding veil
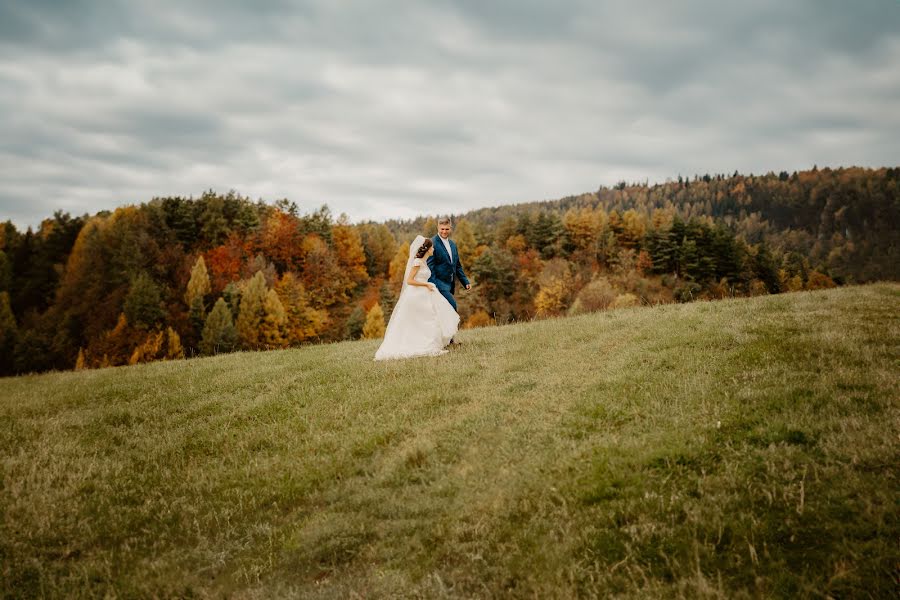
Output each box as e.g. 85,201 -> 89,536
401,235 -> 427,292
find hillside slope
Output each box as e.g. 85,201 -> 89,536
2,284 -> 898,598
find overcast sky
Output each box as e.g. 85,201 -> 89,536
1,0 -> 898,230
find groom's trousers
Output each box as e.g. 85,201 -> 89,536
438,287 -> 457,310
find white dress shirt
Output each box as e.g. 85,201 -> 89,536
440,236 -> 453,263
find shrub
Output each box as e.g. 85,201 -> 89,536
610,293 -> 639,309
569,277 -> 617,315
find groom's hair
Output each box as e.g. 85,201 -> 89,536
415,238 -> 433,258
437,217 -> 452,227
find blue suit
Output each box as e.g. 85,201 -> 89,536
427,235 -> 470,311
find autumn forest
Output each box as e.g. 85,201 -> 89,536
0,166 -> 897,376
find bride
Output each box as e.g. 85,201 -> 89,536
374,235 -> 460,360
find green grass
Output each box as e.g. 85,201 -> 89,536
2,284 -> 898,598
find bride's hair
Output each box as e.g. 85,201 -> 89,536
415,238 -> 433,258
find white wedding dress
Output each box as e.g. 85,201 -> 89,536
375,236 -> 460,361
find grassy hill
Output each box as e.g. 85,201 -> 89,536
1,284 -> 897,599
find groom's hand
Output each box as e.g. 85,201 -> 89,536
465,283 -> 471,290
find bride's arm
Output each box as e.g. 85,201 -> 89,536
407,265 -> 436,290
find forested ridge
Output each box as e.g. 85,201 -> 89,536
0,166 -> 897,375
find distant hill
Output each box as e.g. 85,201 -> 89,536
2,284 -> 897,598
386,166 -> 900,284
1,166 -> 897,376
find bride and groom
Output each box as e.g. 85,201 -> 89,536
374,218 -> 471,361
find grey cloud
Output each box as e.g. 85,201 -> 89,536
0,0 -> 898,230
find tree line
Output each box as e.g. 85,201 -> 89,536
0,166 -> 896,375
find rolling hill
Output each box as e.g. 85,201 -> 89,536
1,284 -> 898,598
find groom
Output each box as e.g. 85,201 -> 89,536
427,217 -> 471,314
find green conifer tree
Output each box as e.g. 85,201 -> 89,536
200,297 -> 237,355
345,305 -> 366,339
123,273 -> 164,329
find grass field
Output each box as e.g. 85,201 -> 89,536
1,284 -> 898,598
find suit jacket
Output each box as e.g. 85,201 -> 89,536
427,235 -> 470,294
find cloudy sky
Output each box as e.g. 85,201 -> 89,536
1,0 -> 898,230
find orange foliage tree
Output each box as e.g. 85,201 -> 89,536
205,233 -> 246,294
256,209 -> 304,273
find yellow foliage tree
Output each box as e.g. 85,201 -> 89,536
185,255 -> 211,310
299,234 -> 349,308
236,271 -> 268,349
166,327 -> 184,359
129,330 -> 165,365
620,209 -> 647,248
332,217 -> 369,286
610,293 -> 639,309
453,219 -> 477,261
275,272 -> 328,344
75,348 -> 87,371
275,273 -> 328,345
422,217 -> 438,237
389,242 -> 411,289
568,277 -> 617,315
505,234 -> 527,254
87,313 -> 137,367
650,208 -> 674,230
534,278 -> 568,317
785,273 -> 804,292
260,289 -> 289,348
563,208 -> 602,252
362,303 -> 386,339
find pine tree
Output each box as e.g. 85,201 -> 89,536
358,223 -> 396,277
528,212 -> 563,258
260,289 -> 288,348
345,305 -> 366,339
235,271 -> 267,349
379,281 -> 397,322
362,303 -> 386,339
222,282 -> 241,320
200,298 -> 237,355
677,236 -> 700,280
160,197 -> 198,246
751,242 -> 781,293
124,273 -> 164,329
199,195 -> 229,247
